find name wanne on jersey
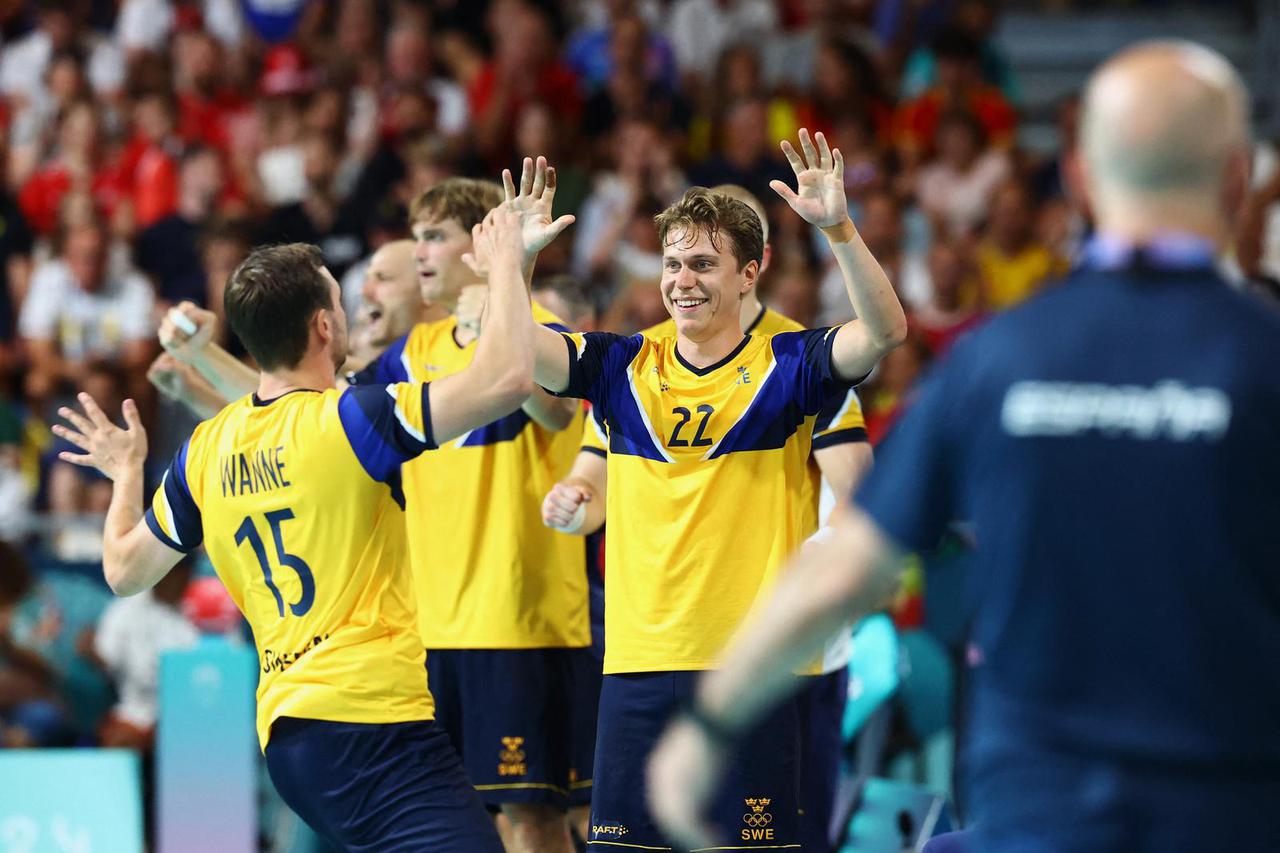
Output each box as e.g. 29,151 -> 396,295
220,446 -> 293,497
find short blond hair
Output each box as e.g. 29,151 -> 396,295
409,178 -> 504,232
654,187 -> 764,270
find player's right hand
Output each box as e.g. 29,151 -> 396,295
501,155 -> 575,260
52,393 -> 148,482
159,301 -> 217,363
542,481 -> 591,532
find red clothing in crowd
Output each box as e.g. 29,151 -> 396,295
117,136 -> 179,230
894,85 -> 1017,155
468,60 -> 581,164
18,165 -> 124,235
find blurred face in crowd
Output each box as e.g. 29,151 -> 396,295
610,16 -> 647,73
515,102 -> 555,159
858,192 -> 902,257
386,25 -> 430,87
46,54 -> 86,104
360,241 -> 422,348
412,216 -> 477,311
40,9 -> 75,50
661,226 -> 756,342
303,134 -> 339,193
134,94 -> 175,143
937,115 -> 982,169
723,101 -> 768,166
987,183 -> 1035,248
721,46 -> 761,101
764,267 -> 818,328
175,31 -> 220,94
182,149 -> 224,209
928,241 -> 968,309
64,224 -> 107,293
58,102 -> 98,159
337,0 -> 377,57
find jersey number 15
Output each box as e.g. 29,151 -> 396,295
234,509 -> 316,618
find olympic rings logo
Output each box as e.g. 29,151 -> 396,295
743,813 -> 773,828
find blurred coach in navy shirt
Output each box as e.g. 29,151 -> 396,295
648,41 -> 1280,853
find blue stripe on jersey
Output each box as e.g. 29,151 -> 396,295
458,409 -> 532,447
812,427 -> 868,450
706,361 -> 809,458
144,439 -> 203,552
336,384 -> 434,483
349,333 -> 411,386
773,327 -> 855,414
145,510 -> 185,552
606,375 -> 673,462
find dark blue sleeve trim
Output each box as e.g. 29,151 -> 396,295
581,446 -> 607,459
144,508 -> 193,553
812,427 -> 869,450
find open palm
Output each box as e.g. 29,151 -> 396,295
503,155 -> 576,258
770,128 -> 847,228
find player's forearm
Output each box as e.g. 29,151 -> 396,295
473,255 -> 535,410
825,219 -> 908,351
522,387 -> 578,431
185,344 -> 257,402
101,465 -> 148,595
696,510 -> 900,733
174,369 -> 229,420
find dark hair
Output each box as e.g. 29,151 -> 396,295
932,27 -> 982,62
654,187 -> 764,270
0,540 -> 33,607
533,274 -> 597,325
224,243 -> 331,370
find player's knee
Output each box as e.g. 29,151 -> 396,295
500,801 -> 564,829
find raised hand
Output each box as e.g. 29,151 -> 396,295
769,128 -> 849,229
502,155 -> 576,260
160,302 -> 217,364
52,393 -> 148,482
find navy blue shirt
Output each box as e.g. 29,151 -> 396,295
856,241 -> 1280,768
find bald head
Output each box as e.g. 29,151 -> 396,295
1080,41 -> 1249,228
361,239 -> 424,347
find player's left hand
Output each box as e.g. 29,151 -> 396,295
146,353 -> 187,402
647,716 -> 727,851
502,155 -> 576,260
455,283 -> 488,336
770,128 -> 849,230
52,393 -> 148,482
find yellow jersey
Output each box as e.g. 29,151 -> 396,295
354,303 -> 588,649
555,327 -> 857,673
145,385 -> 440,749
585,306 -> 868,534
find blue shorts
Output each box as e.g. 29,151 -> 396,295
796,669 -> 848,852
590,671 -> 801,850
426,647 -> 580,809
568,646 -> 602,808
264,716 -> 503,852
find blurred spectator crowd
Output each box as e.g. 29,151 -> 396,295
0,0 -> 1272,762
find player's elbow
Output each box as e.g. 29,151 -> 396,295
493,368 -> 535,411
102,554 -> 146,597
875,314 -> 909,353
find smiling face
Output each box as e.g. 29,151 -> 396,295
411,216 -> 478,310
661,225 -> 757,342
360,240 -> 421,347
